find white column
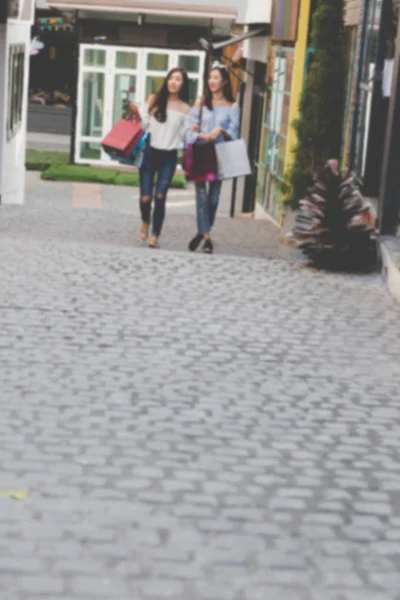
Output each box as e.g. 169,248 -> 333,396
0,24 -> 7,204
0,20 -> 31,205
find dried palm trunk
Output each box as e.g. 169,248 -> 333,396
291,160 -> 377,270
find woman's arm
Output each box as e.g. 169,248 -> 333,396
185,99 -> 202,145
129,95 -> 156,128
198,104 -> 240,143
223,104 -> 240,141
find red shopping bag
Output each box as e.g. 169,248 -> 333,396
101,117 -> 145,159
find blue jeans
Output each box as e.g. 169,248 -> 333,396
195,180 -> 223,235
140,142 -> 178,237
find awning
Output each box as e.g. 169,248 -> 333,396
46,0 -> 237,20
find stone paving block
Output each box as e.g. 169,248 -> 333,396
0,202 -> 400,599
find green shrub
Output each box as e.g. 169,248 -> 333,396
114,171 -> 141,187
41,164 -> 119,184
115,171 -> 187,189
25,149 -> 69,172
285,0 -> 346,208
170,173 -> 187,189
40,163 -> 188,188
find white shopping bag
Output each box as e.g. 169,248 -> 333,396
215,139 -> 252,180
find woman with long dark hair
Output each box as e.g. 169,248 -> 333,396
186,62 -> 240,254
129,67 -> 190,248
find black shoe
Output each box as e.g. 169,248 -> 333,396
188,233 -> 203,252
203,238 -> 214,254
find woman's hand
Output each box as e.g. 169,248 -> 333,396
128,102 -> 140,119
191,125 -> 200,132
198,127 -> 223,143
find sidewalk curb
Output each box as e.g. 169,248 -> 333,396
380,239 -> 400,304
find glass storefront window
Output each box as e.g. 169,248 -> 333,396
281,94 -> 291,137
146,76 -> 165,98
84,49 -> 105,67
270,135 -> 280,172
7,44 -> 25,141
363,0 -> 382,80
259,126 -> 268,167
188,79 -> 199,104
147,53 -> 169,71
256,46 -> 294,218
279,139 -> 286,177
113,74 -> 136,124
178,55 -> 200,73
256,167 -> 266,204
354,0 -> 383,179
285,54 -> 294,93
116,51 -> 137,69
81,72 -> 104,137
80,142 -> 101,161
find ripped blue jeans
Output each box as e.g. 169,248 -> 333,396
195,180 -> 223,235
139,143 -> 178,237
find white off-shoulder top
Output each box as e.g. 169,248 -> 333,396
142,107 -> 189,152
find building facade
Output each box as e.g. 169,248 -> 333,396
27,8 -> 75,136
44,0 -> 240,165
252,0 -> 400,230
255,0 -> 311,224
0,0 -> 35,205
343,0 -> 396,197
341,0 -> 400,237
234,0 -> 272,216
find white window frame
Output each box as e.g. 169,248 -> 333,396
75,43 -> 205,165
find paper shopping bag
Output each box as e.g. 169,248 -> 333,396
215,139 -> 251,180
101,118 -> 145,159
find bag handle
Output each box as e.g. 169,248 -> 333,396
124,103 -> 141,123
198,95 -> 205,130
124,111 -> 141,123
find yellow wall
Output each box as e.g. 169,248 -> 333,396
284,0 -> 312,168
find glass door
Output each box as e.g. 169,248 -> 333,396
76,45 -> 142,163
113,49 -> 139,125
76,47 -> 107,162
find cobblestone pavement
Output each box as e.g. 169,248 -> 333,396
0,190 -> 400,600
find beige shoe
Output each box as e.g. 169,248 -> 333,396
139,223 -> 149,243
148,235 -> 159,249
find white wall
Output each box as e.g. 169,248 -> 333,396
0,15 -> 33,205
237,0 -> 272,24
0,25 -> 7,204
50,0 -> 238,21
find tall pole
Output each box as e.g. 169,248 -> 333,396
348,0 -> 370,172
378,13 -> 400,236
362,0 -> 392,196
69,10 -> 79,165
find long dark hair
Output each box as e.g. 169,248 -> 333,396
148,68 -> 189,123
204,66 -> 235,110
